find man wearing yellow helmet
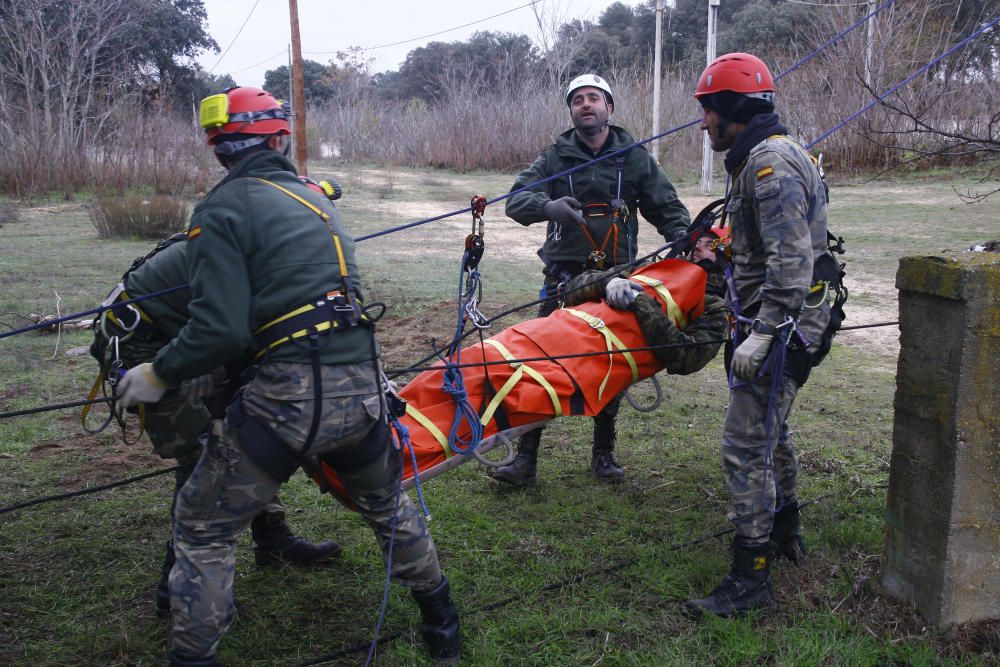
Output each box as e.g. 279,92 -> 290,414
117,86 -> 460,666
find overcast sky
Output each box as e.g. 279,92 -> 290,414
194,0 -> 620,89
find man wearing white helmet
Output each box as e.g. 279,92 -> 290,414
499,73 -> 691,487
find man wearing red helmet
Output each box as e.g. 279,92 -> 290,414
499,73 -> 691,487
117,87 -> 459,666
684,54 -> 840,617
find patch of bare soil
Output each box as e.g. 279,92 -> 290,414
376,300 -> 466,378
26,431 -> 164,488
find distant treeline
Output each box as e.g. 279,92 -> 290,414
0,0 -> 996,196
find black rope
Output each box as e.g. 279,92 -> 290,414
0,396 -> 111,420
293,487 -> 884,665
839,320 -> 898,331
0,465 -> 185,516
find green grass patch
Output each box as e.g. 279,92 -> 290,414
1,167 -> 998,665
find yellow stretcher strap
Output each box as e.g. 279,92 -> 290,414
630,275 -> 687,329
480,339 -> 563,426
405,403 -> 452,457
563,309 -> 638,400
80,369 -> 106,427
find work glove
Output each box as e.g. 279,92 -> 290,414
605,277 -> 644,310
542,197 -> 586,226
117,362 -> 168,408
732,331 -> 774,380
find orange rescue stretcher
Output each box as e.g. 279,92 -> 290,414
316,258 -> 707,496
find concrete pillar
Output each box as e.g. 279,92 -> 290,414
883,251 -> 1000,625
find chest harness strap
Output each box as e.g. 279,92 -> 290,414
250,178 -> 369,359
568,156 -> 629,269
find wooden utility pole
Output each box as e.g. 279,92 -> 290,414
651,0 -> 665,161
288,0 -> 308,175
700,0 -> 720,194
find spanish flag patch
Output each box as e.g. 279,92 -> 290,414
755,166 -> 774,179
188,225 -> 202,240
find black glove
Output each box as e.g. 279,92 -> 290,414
543,197 -> 586,226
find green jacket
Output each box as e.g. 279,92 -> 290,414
124,238 -> 191,340
505,125 -> 690,271
153,151 -> 371,383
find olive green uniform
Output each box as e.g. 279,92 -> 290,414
158,150 -> 442,660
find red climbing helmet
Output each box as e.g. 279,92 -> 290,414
198,86 -> 291,144
694,53 -> 775,102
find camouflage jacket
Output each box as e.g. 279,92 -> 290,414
564,266 -> 727,375
505,125 -> 690,270
725,121 -> 833,348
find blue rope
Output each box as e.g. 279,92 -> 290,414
364,436 -> 404,667
391,415 -> 432,520
353,0 -> 901,244
807,12 -> 1000,150
775,0 -> 897,83
438,250 -> 484,455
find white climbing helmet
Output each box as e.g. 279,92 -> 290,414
565,74 -> 614,108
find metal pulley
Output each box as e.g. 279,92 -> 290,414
465,194 -> 487,272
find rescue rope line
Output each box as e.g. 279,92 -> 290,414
0,285 -> 187,341
0,320 -> 903,425
292,489 -> 873,666
0,465 -> 186,516
806,13 -> 1000,151
353,0 -> 898,244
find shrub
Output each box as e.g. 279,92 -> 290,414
0,202 -> 18,226
89,194 -> 189,239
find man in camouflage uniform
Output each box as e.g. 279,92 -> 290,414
684,53 -> 839,618
92,232 -> 343,618
499,73 -> 691,486
117,86 -> 459,666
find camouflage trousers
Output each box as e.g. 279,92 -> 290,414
170,361 -> 441,659
722,374 -> 801,545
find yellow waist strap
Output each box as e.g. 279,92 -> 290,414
479,339 -> 563,427
563,309 -> 639,400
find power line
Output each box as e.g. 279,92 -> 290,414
229,48 -> 287,76
303,0 -> 541,56
209,0 -> 263,74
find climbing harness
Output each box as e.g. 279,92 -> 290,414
81,334 -> 146,443
568,155 -> 632,270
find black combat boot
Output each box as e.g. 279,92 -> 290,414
250,513 -> 342,567
591,419 -> 624,482
685,538 -> 774,618
771,498 -> 808,564
169,651 -> 217,666
491,429 -> 541,486
155,539 -> 175,617
412,576 -> 461,664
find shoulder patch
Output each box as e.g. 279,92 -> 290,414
187,225 -> 202,240
755,166 -> 774,179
